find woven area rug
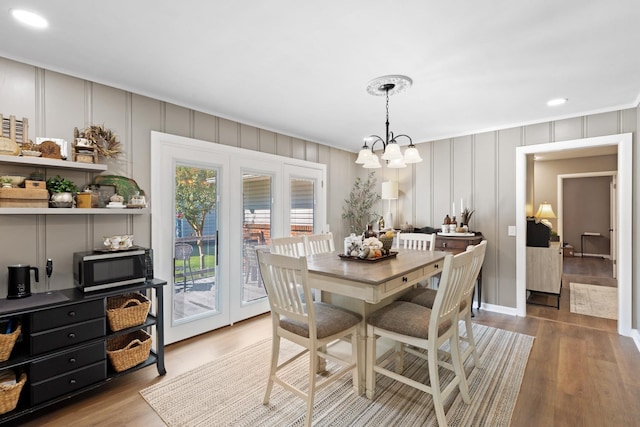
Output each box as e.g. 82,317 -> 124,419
140,323 -> 533,426
570,282 -> 617,320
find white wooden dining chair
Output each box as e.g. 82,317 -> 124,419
398,240 -> 488,368
257,251 -> 362,427
366,250 -> 475,427
304,232 -> 335,255
271,236 -> 307,258
395,232 -> 436,251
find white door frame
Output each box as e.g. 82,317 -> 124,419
515,133 -> 632,337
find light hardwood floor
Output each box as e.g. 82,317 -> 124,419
14,304 -> 640,427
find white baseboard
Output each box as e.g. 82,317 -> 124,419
631,329 -> 640,353
477,302 -> 519,317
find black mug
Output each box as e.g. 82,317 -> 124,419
7,264 -> 39,299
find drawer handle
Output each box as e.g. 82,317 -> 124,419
402,276 -> 408,282
68,311 -> 76,317
69,358 -> 76,364
442,242 -> 447,248
68,333 -> 76,339
69,379 -> 76,385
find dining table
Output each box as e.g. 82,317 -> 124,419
306,248 -> 448,394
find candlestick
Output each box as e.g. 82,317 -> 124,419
452,202 -> 455,215
460,197 -> 463,213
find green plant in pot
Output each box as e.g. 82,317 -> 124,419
46,175 -> 79,208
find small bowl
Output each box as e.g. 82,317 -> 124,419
22,150 -> 42,157
0,175 -> 26,187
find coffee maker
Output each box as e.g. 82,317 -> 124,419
7,264 -> 39,299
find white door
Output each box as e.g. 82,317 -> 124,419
152,132 -> 327,343
152,138 -> 231,344
230,158 -> 280,322
283,164 -> 326,237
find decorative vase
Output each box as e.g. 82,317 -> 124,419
363,224 -> 377,239
50,192 -> 74,208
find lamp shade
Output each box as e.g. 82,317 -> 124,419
355,147 -> 372,164
535,203 -> 556,219
381,181 -> 398,200
362,153 -> 381,169
381,142 -> 403,161
403,146 -> 423,163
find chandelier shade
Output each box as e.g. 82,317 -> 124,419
356,75 -> 423,169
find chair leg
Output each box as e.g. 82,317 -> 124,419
365,326 -> 376,399
305,346 -> 318,427
263,335 -> 280,405
394,341 -> 405,374
450,333 -> 470,404
464,311 -> 481,367
428,344 -> 447,427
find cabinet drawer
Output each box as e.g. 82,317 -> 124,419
30,317 -> 106,355
435,238 -> 470,251
30,341 -> 106,382
384,269 -> 422,293
31,360 -> 107,405
30,299 -> 105,332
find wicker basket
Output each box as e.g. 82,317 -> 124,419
0,372 -> 26,415
0,322 -> 21,362
378,236 -> 394,252
107,330 -> 152,372
106,293 -> 150,332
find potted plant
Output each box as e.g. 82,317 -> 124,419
46,175 -> 79,207
342,171 -> 381,235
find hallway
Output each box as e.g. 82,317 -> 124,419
526,255 -> 616,333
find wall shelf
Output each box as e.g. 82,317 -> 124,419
0,207 -> 149,215
0,154 -> 108,171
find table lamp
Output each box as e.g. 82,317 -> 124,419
381,181 -> 398,229
535,202 -> 556,228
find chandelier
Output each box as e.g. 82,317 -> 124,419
355,75 -> 422,169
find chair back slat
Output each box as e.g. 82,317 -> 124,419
461,240 -> 487,301
430,250 -> 474,334
271,236 -> 307,257
258,251 -> 313,323
396,232 -> 436,251
305,232 -> 335,255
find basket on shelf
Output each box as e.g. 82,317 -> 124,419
106,330 -> 152,372
0,322 -> 21,362
106,293 -> 150,332
0,372 -> 26,415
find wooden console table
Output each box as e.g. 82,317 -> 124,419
435,232 -> 484,309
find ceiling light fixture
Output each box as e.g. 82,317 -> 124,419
355,75 -> 422,169
10,9 -> 48,29
547,98 -> 567,107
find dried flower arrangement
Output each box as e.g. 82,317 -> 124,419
74,125 -> 122,158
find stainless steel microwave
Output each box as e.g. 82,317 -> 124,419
73,248 -> 153,292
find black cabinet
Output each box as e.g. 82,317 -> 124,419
0,279 -> 166,424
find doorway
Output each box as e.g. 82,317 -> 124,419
515,133 -> 632,337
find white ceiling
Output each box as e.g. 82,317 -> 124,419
1,1 -> 639,153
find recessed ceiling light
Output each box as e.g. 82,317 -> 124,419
10,9 -> 48,29
547,98 -> 568,107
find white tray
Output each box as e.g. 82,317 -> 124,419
437,232 -> 475,237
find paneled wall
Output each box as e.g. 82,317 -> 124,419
399,109 -> 637,319
0,56 -> 355,295
1,56 -> 638,331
